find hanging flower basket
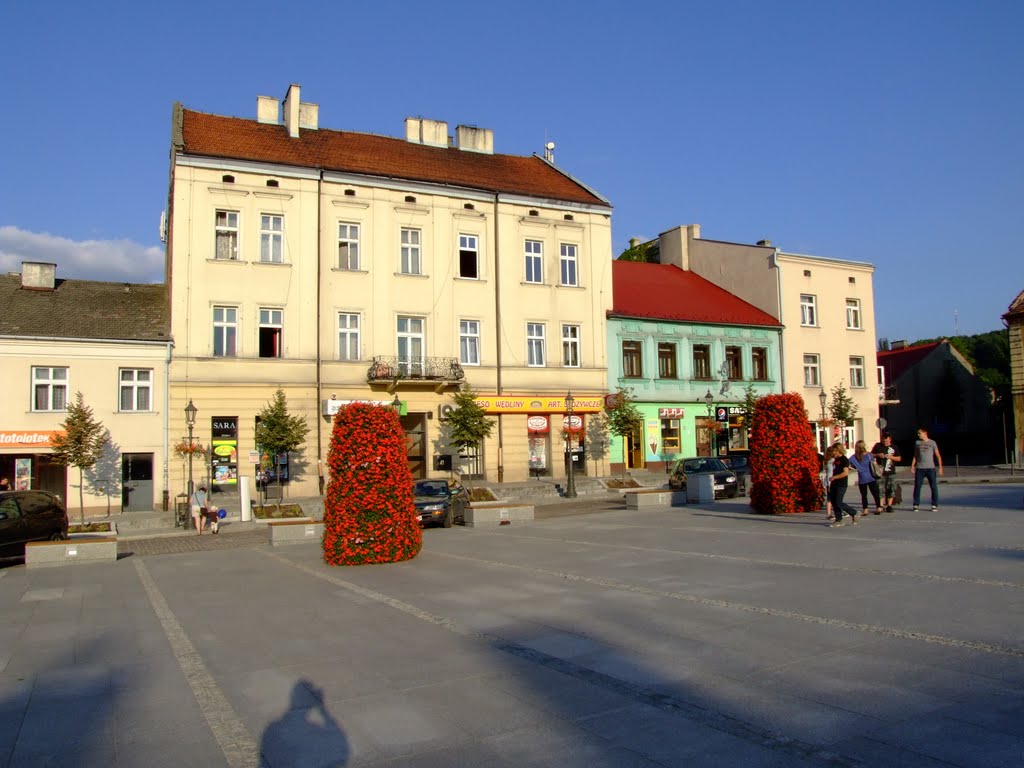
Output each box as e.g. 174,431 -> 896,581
174,440 -> 208,458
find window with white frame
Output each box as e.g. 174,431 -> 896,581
527,322 -> 546,366
215,210 -> 239,260
692,344 -> 711,379
213,306 -> 238,357
338,313 -> 360,361
800,294 -> 817,326
849,356 -> 866,388
658,342 -> 677,379
32,367 -> 68,411
622,340 -> 642,378
338,222 -> 360,270
259,308 -> 283,358
725,346 -> 743,380
119,368 -> 152,412
400,228 -> 422,274
260,214 -> 284,263
803,353 -> 821,387
524,240 -> 543,283
397,316 -> 425,375
559,243 -> 578,286
460,319 -> 481,366
562,324 -> 580,367
846,298 -> 862,329
458,234 -> 479,279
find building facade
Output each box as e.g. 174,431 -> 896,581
166,84 -> 613,499
1004,290 -> 1024,466
0,263 -> 170,514
607,260 -> 783,473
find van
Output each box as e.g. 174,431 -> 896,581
0,490 -> 69,558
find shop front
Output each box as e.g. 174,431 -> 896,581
0,430 -> 67,499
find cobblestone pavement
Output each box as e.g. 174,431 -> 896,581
117,526 -> 270,556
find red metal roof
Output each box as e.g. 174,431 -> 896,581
877,341 -> 941,381
610,261 -> 780,326
178,109 -> 608,207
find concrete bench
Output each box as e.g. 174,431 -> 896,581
623,489 -> 681,509
267,519 -> 324,546
25,537 -> 118,568
463,503 -> 534,527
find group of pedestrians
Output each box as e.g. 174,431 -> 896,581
822,427 -> 943,527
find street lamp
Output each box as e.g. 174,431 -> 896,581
704,390 -> 715,455
818,389 -> 828,423
391,393 -> 402,412
564,391 -> 577,499
184,398 -> 198,500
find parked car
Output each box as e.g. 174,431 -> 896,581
0,490 -> 69,559
722,455 -> 752,496
412,479 -> 468,528
667,457 -> 739,499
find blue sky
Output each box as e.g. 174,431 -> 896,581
2,0 -> 1021,342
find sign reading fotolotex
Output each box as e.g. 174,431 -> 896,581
0,430 -> 64,448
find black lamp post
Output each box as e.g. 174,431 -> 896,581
184,398 -> 198,499
818,389 -> 828,423
391,393 -> 402,412
565,391 -> 577,499
704,390 -> 715,454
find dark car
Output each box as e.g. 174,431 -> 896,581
722,455 -> 752,496
667,457 -> 739,499
412,479 -> 468,528
0,490 -> 69,558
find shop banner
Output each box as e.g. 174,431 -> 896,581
211,417 -> 238,486
475,395 -> 604,413
0,430 -> 64,448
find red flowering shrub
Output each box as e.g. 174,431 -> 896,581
749,393 -> 823,515
323,402 -> 421,565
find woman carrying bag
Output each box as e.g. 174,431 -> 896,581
849,441 -> 883,516
189,485 -> 209,535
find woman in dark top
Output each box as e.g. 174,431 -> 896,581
828,442 -> 858,527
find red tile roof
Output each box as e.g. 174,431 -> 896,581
178,109 -> 609,207
610,261 -> 781,326
877,341 -> 941,381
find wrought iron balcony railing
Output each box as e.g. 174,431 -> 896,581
366,356 -> 465,384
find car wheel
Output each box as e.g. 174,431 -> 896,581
442,508 -> 453,528
50,531 -> 65,541
728,489 -> 739,499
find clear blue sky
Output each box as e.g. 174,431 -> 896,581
2,0 -> 1021,343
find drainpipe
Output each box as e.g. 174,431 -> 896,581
494,191 -> 504,482
316,171 -> 324,494
162,340 -> 172,510
770,248 -> 786,392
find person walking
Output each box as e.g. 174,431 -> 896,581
849,440 -> 883,516
0,476 -> 10,492
872,432 -> 902,513
911,427 -> 943,511
828,441 -> 858,527
190,485 -> 209,535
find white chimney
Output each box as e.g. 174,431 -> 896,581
257,95 -> 280,124
405,117 -> 449,148
455,124 -> 494,154
283,83 -> 301,138
21,262 -> 56,291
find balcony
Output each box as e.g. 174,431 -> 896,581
366,356 -> 465,393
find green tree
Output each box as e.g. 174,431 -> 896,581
255,389 -> 310,506
828,382 -> 859,425
585,411 -> 611,477
50,392 -> 109,523
739,382 -> 762,435
605,387 -> 643,478
617,238 -> 660,263
444,385 -> 495,483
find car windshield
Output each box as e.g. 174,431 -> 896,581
682,458 -> 729,473
414,481 -> 449,497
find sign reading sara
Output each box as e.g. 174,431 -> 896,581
474,395 -> 604,413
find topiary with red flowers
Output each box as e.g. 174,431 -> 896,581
323,402 -> 421,565
748,392 -> 824,515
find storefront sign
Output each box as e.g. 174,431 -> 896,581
658,408 -> 685,418
475,395 -> 604,413
561,415 -> 583,430
211,417 -> 238,486
0,430 -> 64,448
645,420 -> 661,456
526,415 -> 549,433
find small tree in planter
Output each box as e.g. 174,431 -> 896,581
828,382 -> 859,426
50,392 -> 109,524
323,402 -> 421,565
444,385 -> 494,485
748,393 -> 823,515
605,387 -> 643,479
255,389 -> 309,510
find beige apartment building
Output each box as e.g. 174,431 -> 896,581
658,225 -> 878,449
165,84 -> 613,499
0,263 -> 170,514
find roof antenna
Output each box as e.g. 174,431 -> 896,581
543,140 -> 555,163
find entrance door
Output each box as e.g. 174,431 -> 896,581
626,424 -> 645,469
696,417 -> 713,456
399,414 -> 427,479
121,453 -> 154,512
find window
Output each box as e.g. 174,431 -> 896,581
260,214 -> 284,263
562,324 -> 580,367
849,356 -> 866,388
803,354 -> 820,387
338,313 -> 360,361
752,347 -> 768,381
527,323 -> 546,367
213,306 -> 237,357
259,308 -> 283,358
400,228 -> 422,274
338,223 -> 360,270
397,316 -> 425,375
458,234 -> 479,279
560,243 -> 578,286
658,343 -> 677,379
525,240 -> 543,284
460,320 -> 480,366
622,341 -> 642,378
33,367 -> 67,411
119,369 -> 152,412
846,298 -> 862,330
800,294 -> 817,326
692,345 -> 711,379
661,418 -> 681,452
215,210 -> 239,260
725,346 -> 742,380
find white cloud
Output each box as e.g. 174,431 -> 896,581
0,226 -> 164,284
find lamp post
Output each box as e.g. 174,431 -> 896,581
391,393 -> 402,412
184,399 -> 198,500
818,389 -> 828,423
704,389 -> 715,455
565,391 -> 577,498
